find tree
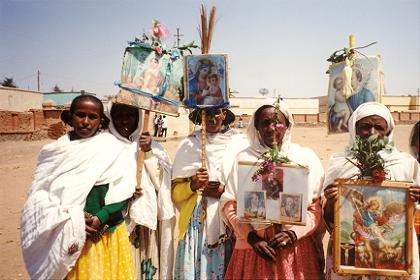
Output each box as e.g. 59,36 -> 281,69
1,77 -> 17,88
53,84 -> 63,92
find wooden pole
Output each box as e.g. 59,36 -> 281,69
349,34 -> 355,49
136,110 -> 150,186
201,111 -> 206,168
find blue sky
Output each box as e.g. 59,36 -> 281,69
1,0 -> 418,98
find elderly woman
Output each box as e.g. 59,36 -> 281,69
220,102 -> 325,279
172,107 -> 246,279
323,102 -> 420,280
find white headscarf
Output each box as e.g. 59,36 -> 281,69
346,101 -> 395,150
246,101 -> 294,156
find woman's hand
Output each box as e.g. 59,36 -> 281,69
85,216 -> 101,237
132,187 -> 143,199
203,182 -> 225,198
139,132 -> 152,152
409,185 -> 420,203
268,230 -> 296,249
323,182 -> 339,225
324,182 -> 339,202
190,168 -> 209,192
247,231 -> 276,261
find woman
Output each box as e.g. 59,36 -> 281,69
21,95 -> 135,279
106,102 -> 175,280
172,107 -> 246,279
323,102 -> 420,279
221,102 -> 325,279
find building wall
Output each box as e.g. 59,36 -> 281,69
382,95 -> 420,112
42,93 -> 82,106
229,96 -> 319,115
0,87 -> 43,112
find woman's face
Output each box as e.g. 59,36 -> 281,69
356,115 -> 388,139
198,66 -> 210,79
256,107 -> 288,148
111,104 -> 139,139
71,99 -> 102,139
205,109 -> 226,133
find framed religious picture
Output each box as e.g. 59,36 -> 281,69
327,55 -> 383,134
114,45 -> 183,116
183,54 -> 229,108
333,179 -> 414,277
236,161 -> 310,225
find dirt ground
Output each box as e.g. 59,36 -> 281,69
0,124 -> 415,279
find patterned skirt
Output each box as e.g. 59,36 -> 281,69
175,197 -> 230,280
67,222 -> 135,280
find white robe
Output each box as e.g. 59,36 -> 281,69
172,129 -> 248,245
20,132 -> 135,280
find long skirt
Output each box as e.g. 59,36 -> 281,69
175,197 -> 229,280
67,222 -> 135,280
225,228 -> 321,280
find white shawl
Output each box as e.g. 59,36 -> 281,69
106,102 -> 174,230
322,102 -> 420,280
20,132 -> 134,280
172,129 -> 248,244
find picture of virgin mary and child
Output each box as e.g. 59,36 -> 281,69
186,55 -> 227,106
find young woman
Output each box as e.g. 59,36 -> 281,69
323,102 -> 420,280
220,102 -> 325,279
21,95 -> 135,279
106,101 -> 174,280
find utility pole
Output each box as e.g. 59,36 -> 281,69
174,28 -> 184,47
37,70 -> 40,92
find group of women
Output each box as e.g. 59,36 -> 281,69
20,94 -> 420,280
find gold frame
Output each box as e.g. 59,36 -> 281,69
333,179 -> 414,277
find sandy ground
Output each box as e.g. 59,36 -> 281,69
0,124 -> 415,279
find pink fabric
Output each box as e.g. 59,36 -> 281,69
225,233 -> 321,280
223,199 -> 323,279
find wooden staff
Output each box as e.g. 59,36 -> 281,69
136,110 -> 150,187
199,5 -> 216,169
201,111 -> 206,168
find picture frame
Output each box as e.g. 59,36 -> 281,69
184,54 -> 229,108
327,55 -> 382,134
114,46 -> 183,116
237,161 -> 310,225
333,179 -> 414,277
